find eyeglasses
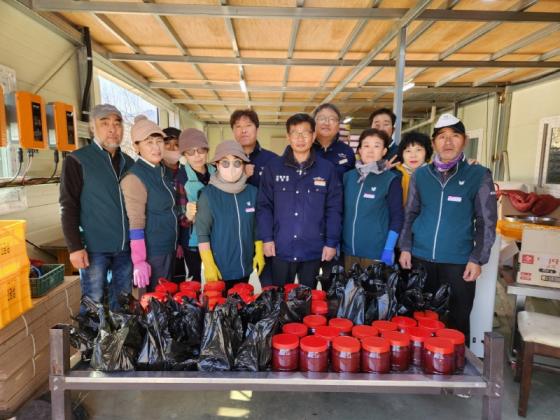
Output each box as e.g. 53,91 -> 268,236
316,116 -> 339,124
184,147 -> 209,156
219,159 -> 243,168
289,130 -> 313,140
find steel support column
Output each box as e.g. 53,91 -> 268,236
393,26 -> 406,145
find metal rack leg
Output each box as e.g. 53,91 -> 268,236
482,331 -> 504,420
50,326 -> 72,420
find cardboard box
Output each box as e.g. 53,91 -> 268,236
517,228 -> 560,288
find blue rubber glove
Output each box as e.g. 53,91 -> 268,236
381,230 -> 399,266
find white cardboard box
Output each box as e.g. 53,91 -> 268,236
517,228 -> 560,288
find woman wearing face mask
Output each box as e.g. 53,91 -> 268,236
121,116 -> 177,291
174,128 -> 216,282
342,128 -> 404,269
195,141 -> 264,289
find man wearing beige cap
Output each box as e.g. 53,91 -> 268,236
60,104 -> 134,312
121,116 -> 178,291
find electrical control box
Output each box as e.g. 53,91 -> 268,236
46,102 -> 77,151
5,91 -> 48,149
0,85 -> 6,147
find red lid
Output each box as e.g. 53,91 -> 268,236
204,281 -> 226,292
173,290 -> 197,303
436,328 -> 465,345
140,292 -> 167,310
311,289 -> 327,301
391,316 -> 417,329
329,317 -> 353,333
155,279 -> 179,294
208,296 -> 227,310
314,326 -> 340,343
282,322 -> 308,338
352,325 -> 379,340
418,319 -> 445,333
230,283 -> 254,293
311,300 -> 328,315
371,320 -> 398,333
303,315 -> 327,329
179,281 -> 201,293
424,337 -> 454,354
204,290 -> 222,299
382,330 -> 411,347
362,336 -> 391,353
332,336 -> 361,353
272,333 -> 299,351
242,294 -> 257,304
300,335 -> 328,353
404,326 -> 432,343
227,288 -> 251,297
414,310 -> 439,321
284,283 -> 300,294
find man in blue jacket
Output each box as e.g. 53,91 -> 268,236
399,114 -> 497,339
60,104 -> 134,312
257,113 -> 343,287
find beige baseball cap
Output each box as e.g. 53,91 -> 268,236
131,115 -> 165,143
210,140 -> 250,163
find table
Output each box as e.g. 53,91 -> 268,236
506,282 -> 560,360
49,327 -> 504,420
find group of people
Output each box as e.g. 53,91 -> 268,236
60,103 -> 497,338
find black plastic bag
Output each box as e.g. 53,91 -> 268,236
234,293 -> 282,371
168,296 -> 204,348
336,276 -> 366,324
405,266 -> 428,291
198,298 -> 243,371
90,307 -> 143,371
136,299 -> 174,370
426,283 -> 451,315
280,285 -> 312,324
327,265 -> 347,318
69,296 -> 102,361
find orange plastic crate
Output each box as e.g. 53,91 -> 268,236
0,220 -> 28,266
0,260 -> 32,329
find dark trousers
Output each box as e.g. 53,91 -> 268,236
271,258 -> 322,288
224,276 -> 250,292
147,252 -> 175,292
413,257 -> 475,341
184,248 -> 202,281
258,256 -> 274,287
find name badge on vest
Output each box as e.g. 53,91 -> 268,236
338,158 -> 348,165
363,193 -> 375,199
314,177 -> 326,187
245,207 -> 255,213
448,195 -> 462,203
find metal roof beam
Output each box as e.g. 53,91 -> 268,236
31,1 -> 560,22
172,98 -> 451,107
107,53 -> 560,68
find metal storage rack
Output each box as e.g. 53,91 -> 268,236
49,327 -> 504,420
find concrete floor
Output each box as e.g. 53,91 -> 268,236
78,279 -> 560,420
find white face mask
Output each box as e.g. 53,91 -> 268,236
162,149 -> 181,166
219,165 -> 243,183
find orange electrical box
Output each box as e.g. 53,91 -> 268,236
0,85 -> 6,147
6,91 -> 48,149
47,102 -> 77,152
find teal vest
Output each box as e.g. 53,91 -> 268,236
184,163 -> 216,247
127,159 -> 177,257
201,184 -> 257,280
342,169 -> 396,260
73,143 -> 134,253
411,160 -> 487,264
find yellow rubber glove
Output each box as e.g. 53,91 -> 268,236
253,240 -> 265,276
200,249 -> 222,282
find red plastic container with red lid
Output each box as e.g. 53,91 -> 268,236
282,322 -> 308,338
207,296 -> 227,310
413,310 -> 439,322
436,328 -> 466,371
331,336 -> 361,373
418,319 -> 445,335
284,283 -> 300,294
314,325 -> 340,345
311,300 -> 328,316
372,320 -> 398,334
230,283 -> 254,294
383,331 -> 411,372
140,292 -> 167,310
203,290 -> 222,299
272,333 -> 300,371
361,336 -> 391,373
155,278 -> 179,295
173,290 -> 197,304
404,326 -> 432,366
391,316 -> 417,331
204,281 -> 226,292
304,315 -> 327,333
311,289 -> 327,301
423,337 -> 455,375
299,336 -> 329,372
329,318 -> 353,335
352,325 -> 378,340
180,281 -> 201,293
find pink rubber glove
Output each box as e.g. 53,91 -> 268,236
131,238 -> 151,288
176,244 -> 184,259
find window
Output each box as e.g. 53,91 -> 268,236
535,116 -> 560,193
97,73 -> 159,157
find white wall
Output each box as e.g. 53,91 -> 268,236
507,76 -> 560,184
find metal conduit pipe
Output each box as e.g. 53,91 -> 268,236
402,105 -> 436,133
